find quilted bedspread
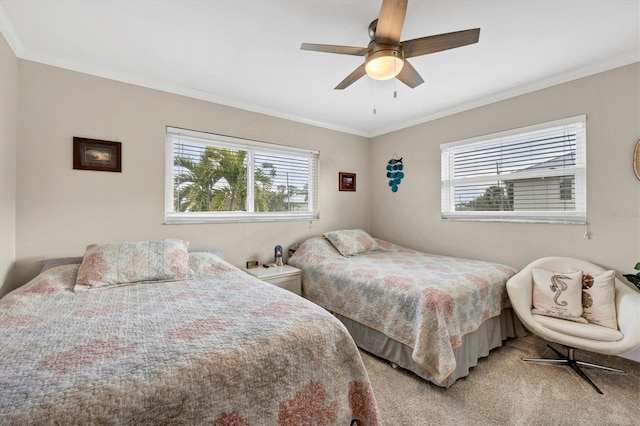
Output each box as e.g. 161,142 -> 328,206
0,253 -> 379,425
288,237 -> 518,384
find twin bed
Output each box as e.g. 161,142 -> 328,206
288,229 -> 525,387
0,240 -> 379,425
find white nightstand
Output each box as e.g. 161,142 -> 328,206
245,265 -> 302,296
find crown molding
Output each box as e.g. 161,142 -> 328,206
0,2 -> 24,56
368,52 -> 640,138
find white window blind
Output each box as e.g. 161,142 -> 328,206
165,127 -> 319,223
441,115 -> 586,224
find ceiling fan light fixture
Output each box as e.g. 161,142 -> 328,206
365,45 -> 404,81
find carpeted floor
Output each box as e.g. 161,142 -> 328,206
361,334 -> 640,426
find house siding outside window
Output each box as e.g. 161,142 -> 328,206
441,115 -> 586,224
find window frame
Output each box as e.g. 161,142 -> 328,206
440,115 -> 587,224
165,127 -> 319,224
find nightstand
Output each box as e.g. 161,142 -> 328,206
245,265 -> 302,296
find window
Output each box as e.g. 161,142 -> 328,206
559,177 -> 573,201
165,127 -> 319,223
441,115 -> 586,224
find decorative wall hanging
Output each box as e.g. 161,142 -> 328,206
339,172 -> 356,191
386,155 -> 404,192
634,139 -> 640,181
73,137 -> 122,172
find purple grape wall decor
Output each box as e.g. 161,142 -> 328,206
386,156 -> 404,192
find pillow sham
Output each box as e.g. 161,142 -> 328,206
323,229 -> 381,257
41,256 -> 83,273
189,251 -> 236,276
75,239 -> 193,290
531,268 -> 587,323
581,270 -> 618,329
189,249 -> 224,260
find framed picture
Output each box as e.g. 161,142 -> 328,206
339,172 -> 356,191
634,139 -> 640,181
246,260 -> 259,269
73,137 -> 122,172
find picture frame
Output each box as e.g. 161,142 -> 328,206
339,172 -> 356,191
634,140 -> 640,181
246,260 -> 259,269
73,137 -> 122,172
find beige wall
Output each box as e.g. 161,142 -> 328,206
0,33 -> 17,293
8,60 -> 371,295
370,63 -> 639,275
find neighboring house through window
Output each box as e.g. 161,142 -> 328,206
441,115 -> 586,224
165,127 -> 319,223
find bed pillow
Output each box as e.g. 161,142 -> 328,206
531,268 -> 587,323
323,229 -> 381,257
189,249 -> 224,259
75,239 -> 193,290
189,251 -> 236,276
41,256 -> 83,273
581,270 -> 618,329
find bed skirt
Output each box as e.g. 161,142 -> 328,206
335,308 -> 526,388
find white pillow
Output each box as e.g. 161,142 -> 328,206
581,270 -> 618,329
531,268 -> 587,323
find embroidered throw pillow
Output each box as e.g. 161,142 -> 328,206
581,270 -> 618,329
323,229 -> 381,257
531,268 -> 587,323
75,239 -> 193,290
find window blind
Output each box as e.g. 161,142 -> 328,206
441,115 -> 586,224
165,127 -> 319,223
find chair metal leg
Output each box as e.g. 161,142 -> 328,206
575,360 -> 625,373
521,344 -> 625,395
567,359 -> 603,394
522,358 -> 567,364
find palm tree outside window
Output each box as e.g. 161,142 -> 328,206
165,127 -> 319,224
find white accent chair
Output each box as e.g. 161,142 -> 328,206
506,257 -> 640,394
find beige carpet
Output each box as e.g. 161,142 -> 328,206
361,334 -> 640,426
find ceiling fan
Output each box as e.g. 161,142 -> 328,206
300,0 -> 480,90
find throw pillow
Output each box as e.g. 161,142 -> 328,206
323,229 -> 381,257
531,268 -> 587,323
581,270 -> 618,329
75,239 -> 193,290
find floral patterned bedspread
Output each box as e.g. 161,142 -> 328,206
288,237 -> 517,384
0,253 -> 379,425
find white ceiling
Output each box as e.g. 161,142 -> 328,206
1,0 -> 638,137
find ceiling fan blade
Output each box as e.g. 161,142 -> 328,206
300,43 -> 368,56
396,60 -> 424,88
402,28 -> 480,58
335,63 -> 367,90
375,0 -> 408,44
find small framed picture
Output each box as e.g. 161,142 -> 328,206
246,260 -> 259,269
339,172 -> 356,191
73,137 -> 122,172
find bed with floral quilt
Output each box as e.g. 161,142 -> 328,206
287,230 -> 526,388
0,239 -> 380,425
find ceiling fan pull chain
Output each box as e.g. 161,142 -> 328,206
393,60 -> 398,98
373,80 -> 377,115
